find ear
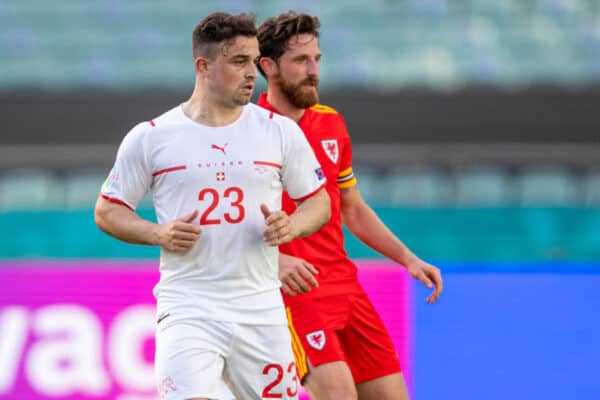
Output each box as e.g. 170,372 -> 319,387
259,57 -> 277,78
194,57 -> 210,74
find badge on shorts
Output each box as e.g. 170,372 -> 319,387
321,139 -> 339,163
306,330 -> 326,350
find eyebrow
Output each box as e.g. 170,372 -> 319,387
292,53 -> 322,60
229,53 -> 257,61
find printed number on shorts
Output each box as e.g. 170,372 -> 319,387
262,362 -> 298,399
198,187 -> 245,225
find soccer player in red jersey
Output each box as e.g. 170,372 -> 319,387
257,12 -> 444,400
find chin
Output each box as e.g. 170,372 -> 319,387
234,98 -> 251,106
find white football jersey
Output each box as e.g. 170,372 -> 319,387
101,103 -> 326,324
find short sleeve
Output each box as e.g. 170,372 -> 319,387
336,115 -> 357,189
279,117 -> 326,201
100,122 -> 152,210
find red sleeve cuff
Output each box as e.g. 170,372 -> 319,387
100,193 -> 134,211
289,181 -> 327,202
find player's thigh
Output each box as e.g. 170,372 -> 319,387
303,360 -> 357,400
225,323 -> 300,400
285,295 -> 349,381
356,372 -> 409,400
155,320 -> 234,400
341,294 -> 401,384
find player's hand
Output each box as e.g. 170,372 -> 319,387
157,209 -> 201,252
406,258 -> 443,304
261,204 -> 297,246
279,253 -> 319,296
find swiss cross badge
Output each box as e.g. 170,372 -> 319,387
321,139 -> 339,163
216,171 -> 226,181
305,329 -> 326,350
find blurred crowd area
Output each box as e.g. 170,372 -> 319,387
0,1 -> 599,261
1,165 -> 599,210
1,0 -> 600,90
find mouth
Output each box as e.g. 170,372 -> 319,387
241,82 -> 255,91
301,79 -> 318,89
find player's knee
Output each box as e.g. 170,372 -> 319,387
303,360 -> 357,400
308,382 -> 357,400
324,383 -> 357,400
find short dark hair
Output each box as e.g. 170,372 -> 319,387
192,12 -> 257,59
257,11 -> 320,75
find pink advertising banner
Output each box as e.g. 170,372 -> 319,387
0,260 -> 413,400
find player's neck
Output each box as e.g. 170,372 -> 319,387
183,92 -> 244,127
265,89 -> 305,123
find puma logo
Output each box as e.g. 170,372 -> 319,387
211,143 -> 228,155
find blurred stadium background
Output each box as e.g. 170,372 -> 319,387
1,1 -> 599,399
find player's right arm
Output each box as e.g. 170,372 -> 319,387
94,198 -> 201,252
94,122 -> 201,253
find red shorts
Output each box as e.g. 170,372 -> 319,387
285,283 -> 401,384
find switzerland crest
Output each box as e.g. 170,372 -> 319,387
321,139 -> 339,164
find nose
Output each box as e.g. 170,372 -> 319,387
307,58 -> 319,76
245,62 -> 258,81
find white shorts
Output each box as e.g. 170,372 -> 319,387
155,317 -> 299,400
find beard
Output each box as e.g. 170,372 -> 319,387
275,74 -> 319,109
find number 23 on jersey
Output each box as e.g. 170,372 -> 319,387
198,186 -> 245,225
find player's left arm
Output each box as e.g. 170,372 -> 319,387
340,185 -> 443,303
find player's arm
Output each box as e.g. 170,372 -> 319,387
278,252 -> 319,296
290,188 -> 330,237
275,190 -> 329,295
261,188 -> 330,246
270,190 -> 329,295
340,185 -> 443,303
94,196 -> 201,252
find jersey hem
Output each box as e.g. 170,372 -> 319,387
354,365 -> 403,384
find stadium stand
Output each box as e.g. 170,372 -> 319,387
0,0 -> 599,260
0,167 -> 597,210
1,0 -> 599,89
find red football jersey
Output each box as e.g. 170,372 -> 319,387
258,93 -> 361,295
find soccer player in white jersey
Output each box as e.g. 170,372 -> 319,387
94,12 -> 330,400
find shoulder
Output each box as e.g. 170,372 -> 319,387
148,105 -> 186,128
124,106 -> 187,146
123,121 -> 152,143
247,102 -> 282,121
305,103 -> 349,136
309,103 -> 339,115
306,103 -> 346,125
120,105 -> 181,147
246,103 -> 299,131
246,102 -> 275,121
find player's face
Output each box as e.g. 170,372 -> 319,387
275,34 -> 321,109
208,36 -> 260,108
